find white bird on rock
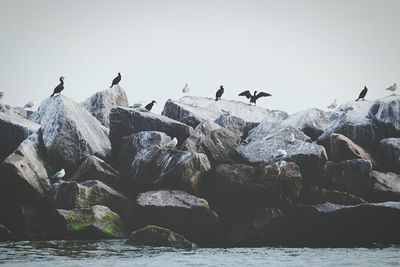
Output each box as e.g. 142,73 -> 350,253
51,169 -> 65,183
276,149 -> 287,158
182,83 -> 190,93
221,109 -> 231,116
24,101 -> 34,109
327,99 -> 337,110
386,83 -> 397,95
287,133 -> 295,144
166,137 -> 178,149
131,103 -> 143,109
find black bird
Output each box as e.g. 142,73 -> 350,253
145,100 -> 156,111
110,72 -> 121,88
51,76 -> 65,97
215,85 -> 224,101
239,90 -> 272,105
356,86 -> 368,101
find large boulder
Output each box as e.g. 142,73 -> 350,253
31,96 -> 111,171
379,138 -> 400,173
128,147 -> 211,194
0,223 -> 14,241
369,95 -> 400,136
57,205 -> 123,239
109,107 -> 192,157
300,186 -> 366,205
202,161 -> 302,211
237,127 -> 327,184
369,171 -> 400,202
317,101 -> 384,151
129,190 -> 219,246
214,114 -> 258,138
117,131 -> 171,176
126,225 -> 198,249
81,86 -> 129,128
69,155 -> 121,187
248,108 -> 337,141
0,110 -> 40,162
183,123 -> 241,165
53,180 -> 130,218
162,96 -> 275,128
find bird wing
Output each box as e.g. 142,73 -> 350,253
255,92 -> 272,100
238,90 -> 252,99
359,88 -> 367,98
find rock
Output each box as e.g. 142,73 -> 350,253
0,223 -> 14,241
126,225 -> 198,249
369,171 -> 400,202
117,131 -> 171,176
330,133 -> 376,165
0,110 -> 40,162
129,190 -> 219,246
183,125 -> 241,165
202,161 -> 302,210
317,100 -> 384,151
69,155 -> 120,187
81,86 -> 129,128
109,107 -> 192,157
53,180 -> 130,218
162,96 -> 275,128
31,96 -> 111,171
214,115 -> 258,138
237,127 -> 327,184
248,108 -> 337,141
369,95 -> 400,136
129,147 -> 211,194
320,160 -> 373,199
301,186 -> 366,205
57,205 -> 123,239
379,138 -> 400,173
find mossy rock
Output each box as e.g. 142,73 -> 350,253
57,205 -> 123,240
126,225 -> 198,249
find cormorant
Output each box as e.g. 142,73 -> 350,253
182,83 -> 190,93
355,86 -> 368,101
51,76 -> 65,97
327,99 -> 337,110
238,90 -> 271,105
166,137 -> 178,149
110,72 -> 121,88
145,100 -> 156,111
215,85 -> 224,101
386,83 -> 397,95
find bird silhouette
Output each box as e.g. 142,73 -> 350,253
145,100 -> 156,111
51,77 -> 65,97
215,85 -> 224,101
238,90 -> 271,105
355,86 -> 368,101
110,73 -> 121,88
182,83 -> 190,93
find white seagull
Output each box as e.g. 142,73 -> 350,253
287,133 -> 296,144
182,83 -> 190,93
166,137 -> 178,149
386,83 -> 397,95
327,99 -> 337,110
51,168 -> 65,183
24,101 -> 34,109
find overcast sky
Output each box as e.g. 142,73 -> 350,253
0,0 -> 399,114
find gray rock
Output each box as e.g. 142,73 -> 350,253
81,86 -> 129,128
214,114 -> 258,138
57,205 -> 123,239
369,95 -> 400,136
129,146 -> 211,194
130,190 -> 219,246
379,138 -> 400,173
69,155 -> 120,187
370,171 -> 400,202
182,120 -> 222,153
301,186 -> 366,205
31,96 -> 111,171
0,110 -> 40,162
53,180 -> 130,218
0,223 -> 14,241
126,225 -> 198,249
117,131 -> 171,176
109,107 -> 192,158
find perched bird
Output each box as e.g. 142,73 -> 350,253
327,99 -> 337,110
50,76 -> 65,97
386,83 -> 397,95
355,86 -> 368,101
51,168 -> 65,183
24,101 -> 34,109
0,92 -> 3,100
166,137 -> 178,149
182,83 -> 190,93
215,85 -> 224,101
287,133 -> 296,144
144,100 -> 156,111
238,90 -> 272,105
110,72 -> 121,88
276,149 -> 287,158
221,109 -> 231,116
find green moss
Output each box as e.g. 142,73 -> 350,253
103,225 -> 118,235
69,223 -> 88,232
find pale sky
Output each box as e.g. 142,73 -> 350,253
0,0 -> 399,114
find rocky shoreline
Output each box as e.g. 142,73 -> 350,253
1,86 -> 400,248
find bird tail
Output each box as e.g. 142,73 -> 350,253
355,98 -> 360,101
215,97 -> 218,101
51,93 -> 55,97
